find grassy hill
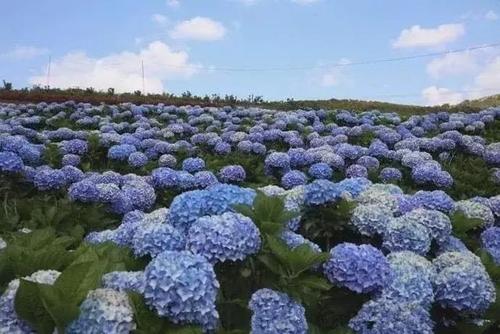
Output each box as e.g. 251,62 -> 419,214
458,94 -> 500,110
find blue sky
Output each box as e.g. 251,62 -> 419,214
1,0 -> 499,105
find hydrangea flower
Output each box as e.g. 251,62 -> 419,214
323,243 -> 393,293
127,152 -> 148,168
62,153 -> 81,166
0,270 -> 60,333
68,180 -> 100,202
107,144 -> 137,161
158,154 -> 177,168
281,230 -> 321,253
383,217 -> 431,255
454,200 -> 495,227
412,190 -> 455,213
481,226 -> 500,264
346,164 -> 368,178
102,271 -> 145,294
187,212 -> 261,263
349,297 -> 434,334
379,167 -> 402,183
308,162 -> 333,180
304,179 -> 340,206
67,288 -> 136,334
33,168 -> 66,191
218,165 -> 246,183
168,184 -> 255,234
131,221 -> 185,258
350,204 -> 393,236
249,288 -> 308,334
281,170 -> 307,189
182,157 -> 205,173
382,251 -> 435,308
399,208 -> 451,244
143,251 -> 219,331
433,258 -> 495,313
194,171 -> 219,188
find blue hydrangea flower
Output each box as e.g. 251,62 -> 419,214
102,271 -> 145,294
107,144 -> 137,161
481,226 -> 500,264
158,154 -> 177,168
61,139 -> 88,155
143,250 -> 219,331
436,235 -> 469,255
412,190 -> 455,213
0,270 -> 60,334
350,204 -> 393,237
96,183 -> 121,203
62,154 -> 81,167
382,251 -> 436,308
194,171 -> 219,188
337,177 -> 372,199
281,230 -> 321,253
187,212 -> 261,263
131,221 -> 185,258
379,167 -> 402,183
304,179 -> 340,206
128,152 -> 148,168
168,184 -> 255,234
214,141 -> 231,155
400,208 -> 451,244
349,297 -> 434,334
68,180 -> 100,202
383,217 -> 431,255
323,243 -> 393,293
61,165 -> 84,184
356,156 -> 380,171
249,288 -> 308,334
346,164 -> 368,178
308,162 -> 333,180
265,152 -> 291,174
33,168 -> 66,190
0,152 -> 24,173
454,200 -> 495,227
218,165 -> 246,183
281,170 -> 307,189
67,288 -> 136,334
182,157 -> 205,173
433,258 -> 495,313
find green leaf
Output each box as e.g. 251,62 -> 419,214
54,260 -> 107,305
128,292 -> 171,333
291,275 -> 332,291
37,284 -> 80,332
14,280 -> 55,334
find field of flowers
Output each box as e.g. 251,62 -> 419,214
0,101 -> 499,334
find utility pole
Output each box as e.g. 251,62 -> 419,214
141,59 -> 145,96
46,55 -> 51,89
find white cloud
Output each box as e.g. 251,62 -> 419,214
392,23 -> 465,48
422,86 -> 464,105
166,0 -> 180,7
169,17 -> 226,41
319,58 -> 351,87
291,0 -> 320,4
1,46 -> 48,60
426,52 -> 478,78
485,10 -> 498,21
473,56 -> 500,94
152,14 -> 168,25
29,41 -> 200,93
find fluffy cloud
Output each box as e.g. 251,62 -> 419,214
426,52 -> 478,78
1,46 -> 48,60
291,0 -> 321,4
29,41 -> 199,93
473,56 -> 500,95
485,10 -> 498,21
320,58 -> 351,87
169,17 -> 226,41
421,86 -> 464,105
393,24 -> 465,48
152,14 -> 168,25
166,0 -> 180,7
